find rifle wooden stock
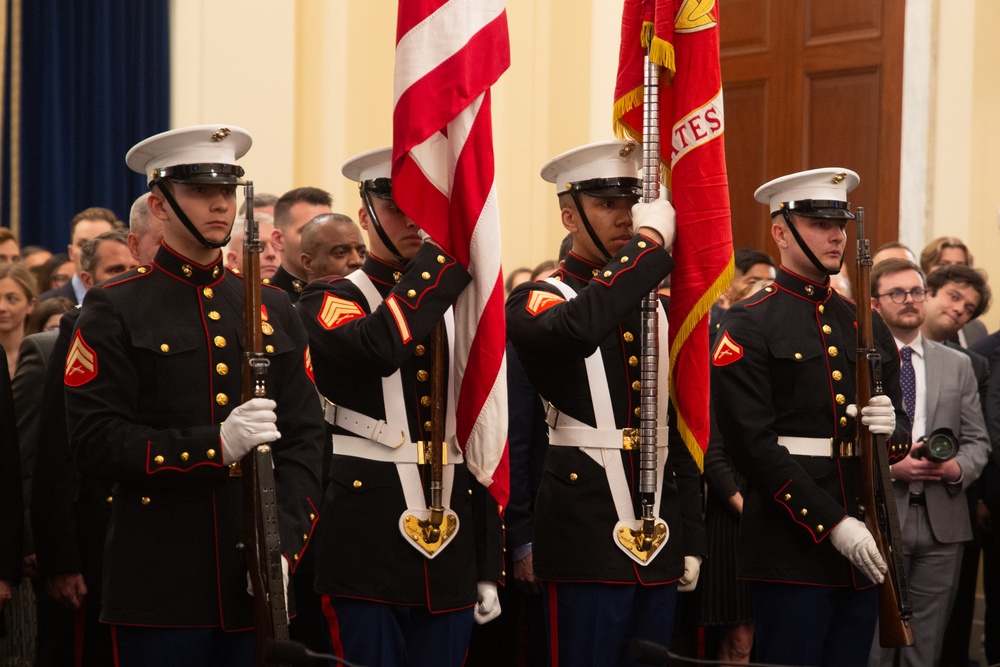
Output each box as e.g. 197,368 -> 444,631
240,184 -> 290,665
855,208 -> 914,648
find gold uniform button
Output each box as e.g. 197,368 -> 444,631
293,554 -> 299,561
214,336 -> 226,348
629,356 -> 638,367
207,449 -> 216,459
632,381 -> 641,392
437,255 -> 446,264
216,363 -> 228,375
620,256 -> 629,263
353,480 -> 362,489
827,346 -> 838,357
181,264 -> 193,277
309,513 -> 316,521
265,345 -> 275,353
569,473 -> 578,481
623,332 -> 634,342
784,493 -> 792,501
106,496 -> 113,504
154,455 -> 164,465
638,241 -> 647,248
835,394 -> 845,405
137,266 -> 148,274
208,311 -> 221,320
800,508 -> 808,516
407,289 -> 417,298
817,525 -> 824,533
818,304 -> 825,313
634,407 -> 641,417
794,352 -> 802,360
840,417 -> 848,427
421,272 -> 431,280
261,321 -> 274,336
261,277 -> 268,284
216,393 -> 229,406
421,396 -> 431,407
417,370 -> 429,382
822,325 -> 832,334
302,534 -> 309,541
832,370 -> 843,381
203,287 -> 214,298
160,343 -> 170,353
141,497 -> 151,506
423,421 -> 433,432
415,345 -> 426,356
181,452 -> 190,461
603,270 -> 612,278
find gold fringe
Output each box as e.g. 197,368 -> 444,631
640,21 -> 653,49
669,254 -> 736,472
612,87 -> 644,141
649,36 -> 675,73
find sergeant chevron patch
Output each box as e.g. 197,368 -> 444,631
712,331 -> 743,366
317,293 -> 365,330
525,290 -> 564,316
64,330 -> 98,386
304,346 -> 315,383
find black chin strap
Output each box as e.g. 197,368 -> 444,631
155,179 -> 231,249
361,188 -> 404,264
568,190 -> 613,263
779,209 -> 842,276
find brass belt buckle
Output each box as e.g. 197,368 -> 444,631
832,438 -> 857,458
622,428 -> 639,451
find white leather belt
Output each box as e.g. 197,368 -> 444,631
331,434 -> 463,465
546,405 -> 670,449
324,399 -> 408,450
777,436 -> 858,458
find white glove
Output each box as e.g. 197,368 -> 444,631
678,555 -> 703,592
220,398 -> 280,463
246,556 -> 291,620
829,516 -> 886,585
473,581 -> 501,625
845,394 -> 896,436
631,198 -> 676,248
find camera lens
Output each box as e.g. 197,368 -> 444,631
917,429 -> 959,463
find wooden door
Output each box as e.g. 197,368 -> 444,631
720,0 -> 904,277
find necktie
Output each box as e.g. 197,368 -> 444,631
899,346 -> 915,423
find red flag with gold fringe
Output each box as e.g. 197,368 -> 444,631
614,0 -> 734,471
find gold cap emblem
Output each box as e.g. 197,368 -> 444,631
212,127 -> 231,142
831,172 -> 846,184
619,143 -> 636,158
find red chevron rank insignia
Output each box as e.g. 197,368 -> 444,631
525,290 -> 564,316
64,330 -> 98,387
317,293 -> 365,330
304,346 -> 315,383
712,331 -> 743,367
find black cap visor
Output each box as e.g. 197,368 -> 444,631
151,163 -> 245,187
361,178 -> 394,200
568,177 -> 641,199
778,199 -> 855,220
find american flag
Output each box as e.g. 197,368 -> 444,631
391,0 -> 511,506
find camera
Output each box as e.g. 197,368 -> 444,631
912,427 -> 959,463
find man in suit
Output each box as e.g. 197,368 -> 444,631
919,238 -> 988,347
37,207 -> 119,305
869,258 -> 991,666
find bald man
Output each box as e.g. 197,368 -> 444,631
300,213 -> 367,281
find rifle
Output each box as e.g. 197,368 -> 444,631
240,181 -> 290,664
855,207 -> 914,648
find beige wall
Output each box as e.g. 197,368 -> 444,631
171,0 -> 1000,330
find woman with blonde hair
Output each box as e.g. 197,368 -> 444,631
0,263 -> 36,376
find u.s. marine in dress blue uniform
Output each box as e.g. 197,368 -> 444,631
506,141 -> 706,666
64,126 -> 324,667
296,147 -> 503,667
711,168 -> 911,667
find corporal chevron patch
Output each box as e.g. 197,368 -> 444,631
525,289 -> 564,316
712,331 -> 743,366
65,330 -> 98,387
317,293 -> 365,330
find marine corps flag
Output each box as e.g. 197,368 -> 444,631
391,0 -> 511,506
614,0 -> 734,470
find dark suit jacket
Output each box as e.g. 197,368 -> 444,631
0,346 -> 23,585
37,280 -> 79,306
12,330 -> 59,554
962,318 -> 988,348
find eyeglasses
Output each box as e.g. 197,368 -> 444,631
876,288 -> 926,304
